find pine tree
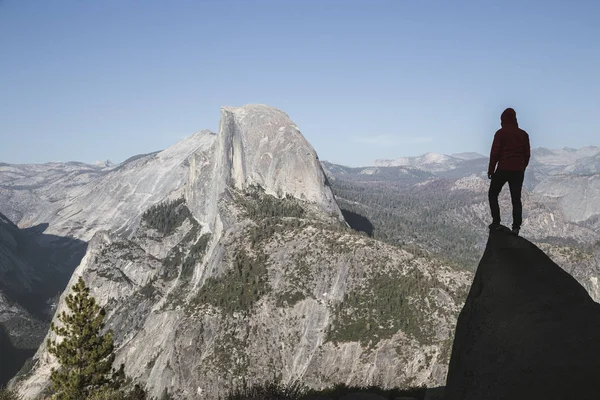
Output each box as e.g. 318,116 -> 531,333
47,277 -> 122,400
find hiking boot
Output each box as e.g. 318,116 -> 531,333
511,227 -> 520,236
488,222 -> 502,231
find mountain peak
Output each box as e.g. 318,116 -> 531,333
186,104 -> 342,229
373,152 -> 461,172
446,227 -> 600,399
450,152 -> 486,161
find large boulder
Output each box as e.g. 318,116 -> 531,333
446,226 -> 600,399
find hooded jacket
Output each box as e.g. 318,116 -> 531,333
488,108 -> 531,175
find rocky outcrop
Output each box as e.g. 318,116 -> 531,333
446,226 -> 600,400
219,105 -> 338,209
186,105 -> 342,233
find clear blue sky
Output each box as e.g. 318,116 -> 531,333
1,0 -> 599,167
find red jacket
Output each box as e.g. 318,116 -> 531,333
488,108 -> 531,174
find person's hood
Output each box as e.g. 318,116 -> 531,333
501,108 -> 519,127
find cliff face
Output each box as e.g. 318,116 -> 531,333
186,105 -> 342,234
446,226 -> 600,400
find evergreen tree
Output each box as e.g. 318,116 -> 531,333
46,277 -> 122,400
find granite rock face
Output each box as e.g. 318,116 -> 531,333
186,105 -> 342,233
220,105 -> 339,210
0,132 -> 216,241
13,106 -> 469,399
445,227 -> 600,400
16,204 -> 469,399
533,174 -> 600,223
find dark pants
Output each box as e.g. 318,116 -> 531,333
489,169 -> 525,229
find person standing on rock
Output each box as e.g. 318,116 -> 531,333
488,107 -> 531,236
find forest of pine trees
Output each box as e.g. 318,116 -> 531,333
238,185 -> 305,220
141,198 -> 191,236
330,179 -> 482,268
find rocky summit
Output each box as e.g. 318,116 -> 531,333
12,105 -> 470,399
446,226 -> 600,400
185,104 -> 343,237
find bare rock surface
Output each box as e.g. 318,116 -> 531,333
0,132 -> 215,241
187,105 -> 342,233
16,204 -> 468,399
445,226 -> 600,400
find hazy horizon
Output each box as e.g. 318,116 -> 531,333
3,132 -> 599,169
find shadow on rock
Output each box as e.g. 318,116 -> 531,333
0,323 -> 36,387
5,222 -> 87,320
227,382 -> 426,400
341,209 -> 374,237
1,219 -> 87,387
300,384 -> 426,400
446,225 -> 600,400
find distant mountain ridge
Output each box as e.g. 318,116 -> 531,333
2,144 -> 597,232
373,152 -> 471,172
450,152 -> 486,161
373,146 -> 600,174
328,146 -> 600,229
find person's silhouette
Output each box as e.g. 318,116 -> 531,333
488,108 -> 531,236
